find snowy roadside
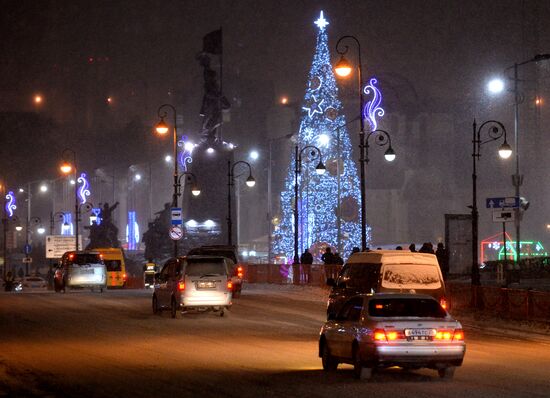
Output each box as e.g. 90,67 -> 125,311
243,283 -> 550,341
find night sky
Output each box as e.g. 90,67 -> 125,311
1,0 -> 550,247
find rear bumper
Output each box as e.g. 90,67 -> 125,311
363,343 -> 465,367
180,292 -> 232,308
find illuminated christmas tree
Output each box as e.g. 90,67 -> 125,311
272,11 -> 369,261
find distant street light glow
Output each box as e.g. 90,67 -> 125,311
37,226 -> 46,234
40,184 -> 48,193
487,78 -> 505,94
206,147 -> 215,154
34,95 -> 43,104
249,150 -> 259,160
134,174 -> 141,181
165,155 -> 172,162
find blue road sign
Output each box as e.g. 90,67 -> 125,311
486,196 -> 520,209
171,208 -> 182,225
24,244 -> 32,255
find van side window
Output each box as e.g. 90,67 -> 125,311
337,265 -> 350,286
337,297 -> 364,322
348,264 -> 381,291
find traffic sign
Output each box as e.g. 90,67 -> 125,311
486,197 -> 520,209
169,226 -> 183,240
22,257 -> 33,264
24,244 -> 32,255
45,235 -> 81,258
493,210 -> 515,223
171,208 -> 182,225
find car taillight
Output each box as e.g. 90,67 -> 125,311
440,297 -> 448,310
452,329 -> 464,341
177,281 -> 185,291
123,273 -> 127,281
227,280 -> 233,290
373,329 -> 403,342
237,266 -> 244,278
435,330 -> 453,340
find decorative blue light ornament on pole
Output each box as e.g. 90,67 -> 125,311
5,191 -> 16,218
77,173 -> 90,205
62,213 -> 73,235
177,135 -> 194,172
273,11 -> 365,262
363,78 -> 385,131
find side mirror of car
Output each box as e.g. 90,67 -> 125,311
326,278 -> 335,287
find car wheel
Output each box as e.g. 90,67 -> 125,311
353,346 -> 372,380
170,297 -> 177,319
438,366 -> 455,380
220,309 -> 225,317
152,295 -> 160,315
321,341 -> 338,371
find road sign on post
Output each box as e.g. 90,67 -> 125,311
46,235 -> 82,258
169,225 -> 183,240
486,197 -> 520,209
171,208 -> 182,225
24,244 -> 32,255
493,210 -> 515,223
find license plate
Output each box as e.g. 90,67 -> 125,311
197,281 -> 215,289
405,328 -> 436,337
80,269 -> 94,274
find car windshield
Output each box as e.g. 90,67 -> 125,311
186,259 -> 226,276
104,260 -> 121,272
70,254 -> 102,265
368,298 -> 447,318
381,263 -> 441,289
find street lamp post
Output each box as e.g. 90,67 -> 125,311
227,161 -> 256,247
335,35 -> 368,250
471,119 -> 512,286
24,216 -> 41,275
509,55 -> 550,273
155,104 -> 179,257
60,149 -> 80,251
293,145 -> 326,265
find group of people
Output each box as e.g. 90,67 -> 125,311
297,241 -> 450,277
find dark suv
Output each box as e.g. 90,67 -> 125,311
187,245 -> 244,297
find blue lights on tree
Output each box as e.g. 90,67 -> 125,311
272,11 -> 369,262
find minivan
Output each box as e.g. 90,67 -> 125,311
326,250 -> 447,319
152,255 -> 233,318
55,251 -> 107,293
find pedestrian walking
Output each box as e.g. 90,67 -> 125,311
300,249 -> 313,283
334,252 -> 344,265
322,247 -> 334,264
408,243 -> 416,252
419,242 -> 435,254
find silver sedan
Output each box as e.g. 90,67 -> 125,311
319,293 -> 465,380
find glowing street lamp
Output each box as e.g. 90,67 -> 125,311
294,145 -> 325,265
227,160 -> 256,246
155,103 -> 180,257
471,119 -> 511,286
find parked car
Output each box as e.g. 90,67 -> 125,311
19,276 -> 48,291
187,245 -> 244,297
152,255 -> 233,318
326,250 -> 447,319
54,251 -> 107,292
319,293 -> 465,380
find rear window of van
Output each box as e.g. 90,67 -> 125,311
381,263 -> 441,289
185,259 -> 227,276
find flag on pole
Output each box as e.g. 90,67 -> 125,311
203,29 -> 222,55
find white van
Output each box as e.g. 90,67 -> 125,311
326,250 -> 447,319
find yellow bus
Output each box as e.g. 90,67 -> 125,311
97,248 -> 127,288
